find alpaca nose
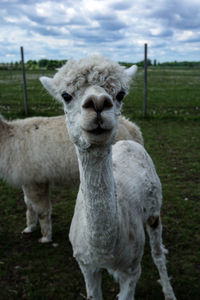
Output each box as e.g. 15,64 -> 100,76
82,94 -> 113,114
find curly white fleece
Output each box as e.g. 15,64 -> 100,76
52,55 -> 132,100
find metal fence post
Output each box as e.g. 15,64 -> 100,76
20,46 -> 28,116
144,43 -> 148,117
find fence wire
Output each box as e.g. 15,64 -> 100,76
0,67 -> 199,119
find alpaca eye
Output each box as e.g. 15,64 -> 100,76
62,92 -> 72,103
116,91 -> 125,102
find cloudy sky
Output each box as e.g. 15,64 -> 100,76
0,0 -> 200,63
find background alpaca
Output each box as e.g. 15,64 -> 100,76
0,114 -> 143,243
41,55 -> 176,299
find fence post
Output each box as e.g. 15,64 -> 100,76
20,46 -> 28,116
144,43 -> 148,117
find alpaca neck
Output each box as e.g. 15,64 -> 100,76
76,145 -> 117,253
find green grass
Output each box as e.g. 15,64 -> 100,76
0,67 -> 200,299
124,66 -> 200,119
0,69 -> 61,118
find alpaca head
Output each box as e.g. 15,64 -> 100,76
40,55 -> 137,149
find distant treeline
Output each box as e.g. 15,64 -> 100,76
0,59 -> 200,70
0,59 -> 67,70
120,59 -> 200,68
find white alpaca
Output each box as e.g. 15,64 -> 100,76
41,55 -> 176,299
0,114 -> 143,243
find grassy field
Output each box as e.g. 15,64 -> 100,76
0,66 -> 200,299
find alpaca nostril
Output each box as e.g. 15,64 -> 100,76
82,97 -> 96,110
82,95 -> 113,112
102,97 -> 113,109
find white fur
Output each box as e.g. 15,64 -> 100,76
0,114 -> 143,243
41,55 -> 176,299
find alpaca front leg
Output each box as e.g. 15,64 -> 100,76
117,266 -> 141,300
22,185 -> 38,233
79,262 -> 103,300
22,183 -> 52,243
146,216 -> 176,300
37,204 -> 52,243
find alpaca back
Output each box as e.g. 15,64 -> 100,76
117,116 -> 144,146
0,116 -> 78,186
0,115 -> 143,187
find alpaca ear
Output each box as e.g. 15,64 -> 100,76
125,65 -> 138,78
40,76 -> 56,97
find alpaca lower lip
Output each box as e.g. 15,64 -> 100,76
84,126 -> 111,135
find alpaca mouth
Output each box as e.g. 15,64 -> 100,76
90,126 -> 111,135
83,126 -> 111,136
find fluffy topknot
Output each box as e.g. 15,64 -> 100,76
52,55 -> 132,97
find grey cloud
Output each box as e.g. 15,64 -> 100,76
91,12 -> 127,31
151,42 -> 168,49
149,29 -> 174,38
33,26 -> 63,37
26,14 -> 66,26
100,19 -> 127,31
0,0 -> 88,27
149,1 -> 200,30
70,26 -> 125,44
109,1 -> 132,11
180,36 -> 200,43
0,41 -> 20,60
25,9 -> 89,27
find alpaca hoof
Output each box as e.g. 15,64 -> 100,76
22,225 -> 37,234
39,236 -> 52,243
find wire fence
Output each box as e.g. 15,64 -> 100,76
0,66 -> 199,119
